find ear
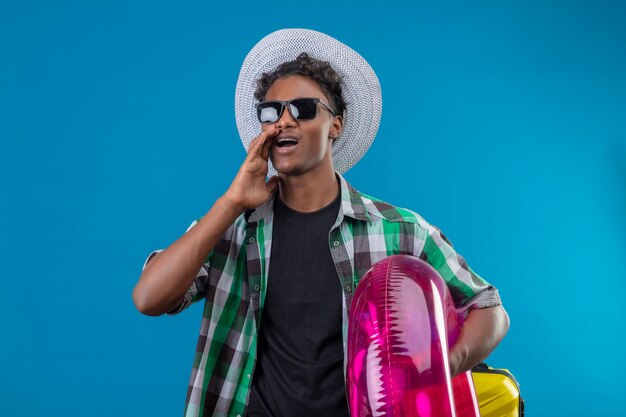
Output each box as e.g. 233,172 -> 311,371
329,115 -> 343,142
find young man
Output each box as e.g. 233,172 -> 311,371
133,29 -> 509,417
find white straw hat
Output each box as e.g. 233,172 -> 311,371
235,28 -> 382,176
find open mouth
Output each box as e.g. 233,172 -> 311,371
275,137 -> 299,148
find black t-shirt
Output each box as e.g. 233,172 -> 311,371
246,190 -> 349,417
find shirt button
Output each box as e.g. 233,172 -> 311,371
248,237 -> 256,243
345,285 -> 352,292
253,285 -> 259,291
247,374 -> 251,379
333,240 -> 340,247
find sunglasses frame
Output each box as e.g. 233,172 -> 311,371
256,97 -> 336,124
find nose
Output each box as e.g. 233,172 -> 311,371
275,103 -> 297,129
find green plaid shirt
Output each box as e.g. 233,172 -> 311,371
142,173 -> 501,417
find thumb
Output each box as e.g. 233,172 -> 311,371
265,175 -> 280,195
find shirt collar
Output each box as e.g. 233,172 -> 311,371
245,171 -> 372,224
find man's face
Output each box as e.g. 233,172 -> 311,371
261,75 -> 341,177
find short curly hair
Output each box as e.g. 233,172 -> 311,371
254,52 -> 346,118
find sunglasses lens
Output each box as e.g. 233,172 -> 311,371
290,99 -> 318,120
258,102 -> 282,123
257,99 -> 320,123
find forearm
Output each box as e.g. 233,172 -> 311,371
132,196 -> 244,316
133,126 -> 281,316
449,305 -> 510,377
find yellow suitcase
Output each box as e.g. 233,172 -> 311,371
472,363 -> 524,417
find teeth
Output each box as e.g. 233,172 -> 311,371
276,138 -> 299,147
277,138 -> 298,144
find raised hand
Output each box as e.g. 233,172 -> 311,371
223,126 -> 281,211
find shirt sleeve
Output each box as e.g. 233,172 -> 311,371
420,223 -> 502,318
141,218 -> 211,316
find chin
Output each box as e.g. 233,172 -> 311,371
274,164 -> 306,177
271,154 -> 328,177
271,156 -> 303,176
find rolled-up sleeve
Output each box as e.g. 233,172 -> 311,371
420,224 -> 502,318
141,219 -> 211,316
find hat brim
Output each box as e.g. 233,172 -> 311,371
235,28 -> 382,176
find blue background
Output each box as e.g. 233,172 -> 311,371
2,1 -> 625,416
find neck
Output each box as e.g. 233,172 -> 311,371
278,168 -> 340,213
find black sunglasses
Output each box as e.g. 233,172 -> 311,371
256,97 -> 336,124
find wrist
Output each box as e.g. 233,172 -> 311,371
216,195 -> 247,218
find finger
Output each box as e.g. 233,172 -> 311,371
248,126 -> 278,156
246,135 -> 262,156
260,129 -> 277,160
